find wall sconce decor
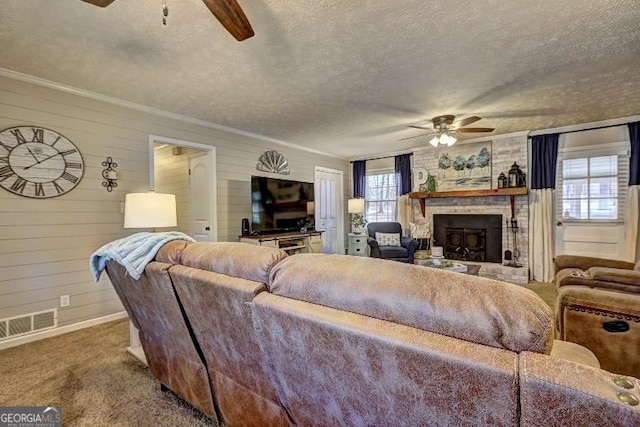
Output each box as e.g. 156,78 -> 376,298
102,157 -> 118,192
256,150 -> 290,175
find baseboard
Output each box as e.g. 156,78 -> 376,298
0,311 -> 128,351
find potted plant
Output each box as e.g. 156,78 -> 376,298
420,173 -> 437,194
351,213 -> 367,234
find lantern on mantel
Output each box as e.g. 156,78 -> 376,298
497,172 -> 507,189
508,162 -> 522,187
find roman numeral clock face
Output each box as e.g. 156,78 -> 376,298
0,126 -> 84,198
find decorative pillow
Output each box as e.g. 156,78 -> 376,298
375,232 -> 401,246
409,222 -> 430,239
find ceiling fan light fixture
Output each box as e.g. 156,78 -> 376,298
441,133 -> 457,146
429,136 -> 440,147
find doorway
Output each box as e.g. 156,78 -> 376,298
148,135 -> 217,242
314,166 -> 344,254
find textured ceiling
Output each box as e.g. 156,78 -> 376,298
1,0 -> 639,158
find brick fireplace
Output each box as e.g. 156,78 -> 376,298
411,133 -> 529,284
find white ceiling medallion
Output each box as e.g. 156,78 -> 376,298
256,150 -> 290,175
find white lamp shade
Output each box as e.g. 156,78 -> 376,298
124,192 -> 177,228
429,136 -> 439,147
440,133 -> 457,146
347,198 -> 365,214
306,201 -> 315,215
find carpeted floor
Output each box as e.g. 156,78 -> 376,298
0,281 -> 555,426
519,281 -> 556,308
0,319 -> 216,427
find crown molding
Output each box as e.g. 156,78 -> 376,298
0,68 -> 344,159
349,148 -> 414,163
529,115 -> 640,136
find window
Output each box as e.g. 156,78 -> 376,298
365,170 -> 397,222
561,156 -> 617,220
557,144 -> 628,222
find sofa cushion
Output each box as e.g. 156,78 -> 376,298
252,292 -> 520,426
156,240 -> 193,264
550,340 -> 600,369
587,267 -> 640,287
269,254 -> 554,354
375,232 -> 401,246
556,267 -> 640,294
379,245 -> 408,259
168,265 -> 289,425
163,242 -> 288,284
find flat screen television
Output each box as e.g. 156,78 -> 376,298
251,175 -> 315,235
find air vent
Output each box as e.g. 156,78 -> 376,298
0,309 -> 57,341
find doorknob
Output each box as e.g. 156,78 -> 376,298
556,221 -> 563,226
205,226 -> 210,231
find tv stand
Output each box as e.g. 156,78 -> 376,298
239,230 -> 323,254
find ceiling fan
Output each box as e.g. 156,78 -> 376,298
400,115 -> 495,147
81,0 -> 254,41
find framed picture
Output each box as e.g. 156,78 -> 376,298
436,141 -> 492,191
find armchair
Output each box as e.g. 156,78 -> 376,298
366,222 -> 418,263
554,254 -> 640,378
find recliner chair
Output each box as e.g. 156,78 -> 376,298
554,254 -> 640,378
366,222 -> 418,263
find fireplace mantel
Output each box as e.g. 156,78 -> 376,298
409,187 -> 528,217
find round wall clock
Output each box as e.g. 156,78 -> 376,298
0,126 -> 84,199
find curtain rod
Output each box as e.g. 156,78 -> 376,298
528,121 -> 634,138
349,152 -> 413,163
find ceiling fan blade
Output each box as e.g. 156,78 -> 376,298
202,0 -> 254,41
399,133 -> 434,141
456,127 -> 495,133
81,0 -> 117,6
454,115 -> 482,127
408,125 -> 433,131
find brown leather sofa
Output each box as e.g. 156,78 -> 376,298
554,254 -> 640,379
105,242 -> 640,426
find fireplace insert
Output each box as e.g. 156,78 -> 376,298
445,227 -> 487,261
433,214 -> 502,263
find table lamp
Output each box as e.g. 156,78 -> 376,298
347,198 -> 366,234
124,191 -> 177,230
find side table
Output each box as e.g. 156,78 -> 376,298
348,233 -> 368,257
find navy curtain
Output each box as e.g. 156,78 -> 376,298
629,122 -> 640,186
530,134 -> 560,190
394,153 -> 412,195
352,160 -> 366,198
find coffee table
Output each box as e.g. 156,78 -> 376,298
414,257 -> 468,273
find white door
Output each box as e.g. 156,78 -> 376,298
190,154 -> 213,242
555,220 -> 625,258
314,167 -> 344,254
554,138 -> 629,259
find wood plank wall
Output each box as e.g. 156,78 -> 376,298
0,74 -> 348,329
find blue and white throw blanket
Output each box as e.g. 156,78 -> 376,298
89,232 -> 195,282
